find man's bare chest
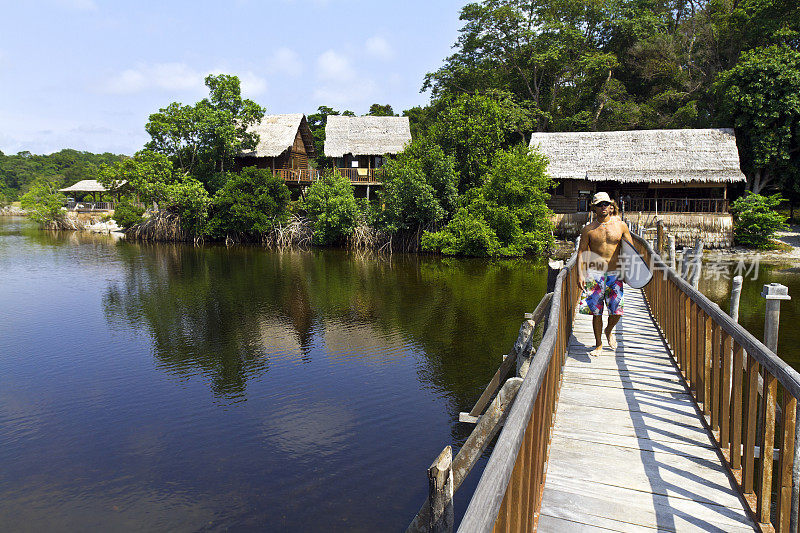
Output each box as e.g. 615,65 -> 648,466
588,223 -> 622,246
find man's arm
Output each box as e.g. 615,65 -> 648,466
577,225 -> 591,290
620,221 -> 633,246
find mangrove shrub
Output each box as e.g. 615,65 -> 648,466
112,199 -> 145,229
20,179 -> 66,226
209,167 -> 291,239
730,192 -> 788,248
422,145 -> 554,257
303,171 -> 361,245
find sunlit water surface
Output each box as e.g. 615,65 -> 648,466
0,217 -> 548,532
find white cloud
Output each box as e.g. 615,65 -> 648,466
365,36 -> 393,60
233,71 -> 268,97
54,0 -> 98,10
102,63 -> 267,97
313,79 -> 377,107
269,47 -> 303,78
313,49 -> 379,107
102,62 -> 204,94
316,50 -> 355,82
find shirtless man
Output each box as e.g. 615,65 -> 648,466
577,192 -> 634,356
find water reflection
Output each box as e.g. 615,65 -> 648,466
102,242 -> 547,410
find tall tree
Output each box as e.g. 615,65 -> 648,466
144,74 -> 264,192
716,45 -> 800,193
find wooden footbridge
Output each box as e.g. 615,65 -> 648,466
409,233 -> 800,532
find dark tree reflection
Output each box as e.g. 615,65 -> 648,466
103,242 -> 548,412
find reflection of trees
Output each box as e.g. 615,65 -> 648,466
104,244 -> 319,399
103,243 -> 549,415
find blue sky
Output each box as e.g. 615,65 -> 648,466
0,0 -> 467,155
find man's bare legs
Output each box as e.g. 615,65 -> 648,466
590,314 -> 621,356
591,316 -> 604,356
605,315 -> 620,350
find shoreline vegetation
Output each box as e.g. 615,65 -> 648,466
2,0 -> 797,257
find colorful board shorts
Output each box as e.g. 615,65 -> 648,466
579,270 -> 624,316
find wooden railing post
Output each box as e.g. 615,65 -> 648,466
428,446 -> 454,533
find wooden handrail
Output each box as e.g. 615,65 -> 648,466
633,233 -> 800,532
459,251 -> 579,532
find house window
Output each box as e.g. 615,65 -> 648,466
351,160 -> 359,168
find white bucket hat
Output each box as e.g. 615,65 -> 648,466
591,192 -> 612,205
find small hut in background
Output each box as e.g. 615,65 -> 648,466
236,114 -> 316,182
530,128 -> 747,214
59,179 -> 127,211
324,116 -> 412,185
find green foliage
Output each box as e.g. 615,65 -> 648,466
716,45 -> 800,193
378,137 -> 459,233
730,192 -> 789,247
20,179 -> 67,225
112,199 -> 145,229
0,149 -> 126,201
428,93 -> 511,191
421,208 -> 500,256
209,167 -> 291,239
422,145 -> 554,257
101,150 -> 176,205
144,74 -> 264,192
101,150 -> 211,236
367,104 -> 397,116
303,171 -> 361,245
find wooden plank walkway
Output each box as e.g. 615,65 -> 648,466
538,286 -> 756,532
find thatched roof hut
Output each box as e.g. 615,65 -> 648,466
240,114 -> 315,158
324,116 -> 411,158
59,179 -> 126,193
529,128 -> 746,184
528,129 -> 746,214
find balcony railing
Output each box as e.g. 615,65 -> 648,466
274,169 -> 320,183
335,168 -> 384,184
66,201 -> 115,211
272,168 -> 383,185
622,197 -> 730,213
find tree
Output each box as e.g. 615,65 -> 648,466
428,93 -> 511,192
303,171 -> 361,245
730,192 -> 788,247
209,167 -> 291,240
100,150 -> 211,237
422,145 -> 554,256
112,199 -> 145,229
716,46 -> 800,193
20,179 -> 67,226
144,74 -> 265,192
367,104 -> 397,116
377,137 -> 459,236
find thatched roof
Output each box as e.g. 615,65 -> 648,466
59,179 -> 126,193
529,128 -> 746,183
324,116 -> 412,157
240,114 -> 316,158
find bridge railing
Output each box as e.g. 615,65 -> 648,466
458,251 -> 580,532
634,234 -> 800,532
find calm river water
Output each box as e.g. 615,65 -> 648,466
0,216 -> 548,532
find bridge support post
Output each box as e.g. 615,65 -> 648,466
427,446 -> 454,533
668,235 -> 676,271
759,283 -> 799,533
656,219 -> 664,255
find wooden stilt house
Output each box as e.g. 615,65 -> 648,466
236,114 -> 317,182
324,116 -> 412,185
530,128 -> 747,214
